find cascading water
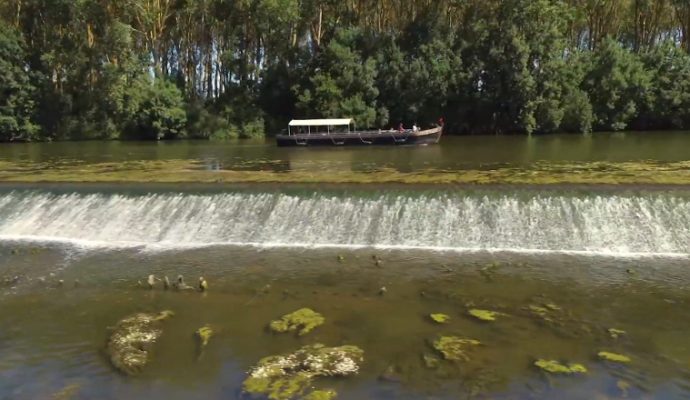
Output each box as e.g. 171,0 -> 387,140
0,188 -> 688,255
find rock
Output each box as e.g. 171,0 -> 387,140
269,308 -> 325,336
196,325 -> 213,351
534,359 -> 587,374
432,336 -> 481,361
378,365 -> 402,382
198,277 -> 208,292
173,275 -> 194,291
468,309 -> 501,322
303,389 -> 337,400
147,274 -> 155,289
422,353 -> 441,369
378,286 -> 387,296
106,310 -> 174,375
429,313 -> 450,324
608,328 -> 626,339
243,344 -> 363,400
597,351 -> 631,363
51,383 -> 80,400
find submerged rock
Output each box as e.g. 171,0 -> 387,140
51,383 -> 80,400
196,325 -> 213,352
534,359 -> 587,374
303,389 -> 337,400
608,328 -> 626,339
269,308 -> 325,336
598,351 -> 631,363
106,310 -> 174,375
432,336 -> 481,361
243,344 -> 363,400
468,309 -> 502,322
429,313 -> 450,324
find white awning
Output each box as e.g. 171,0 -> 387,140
289,119 -> 352,127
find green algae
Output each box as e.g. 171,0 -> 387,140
243,344 -> 363,400
608,328 -> 627,339
1,159 -> 689,185
106,310 -> 174,375
598,351 -> 631,363
196,325 -> 213,350
468,309 -> 501,322
432,336 -> 481,361
269,308 -> 325,336
534,359 -> 588,374
303,389 -> 337,400
430,313 -> 450,324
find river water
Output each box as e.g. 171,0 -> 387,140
0,134 -> 689,399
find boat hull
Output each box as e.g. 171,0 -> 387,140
275,127 -> 442,147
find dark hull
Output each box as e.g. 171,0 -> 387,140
276,127 -> 442,147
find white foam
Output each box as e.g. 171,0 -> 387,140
0,190 -> 688,257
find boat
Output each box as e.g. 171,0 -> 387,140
276,119 -> 443,147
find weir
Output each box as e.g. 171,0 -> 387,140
0,188 -> 688,256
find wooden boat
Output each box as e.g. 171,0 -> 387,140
276,118 -> 443,147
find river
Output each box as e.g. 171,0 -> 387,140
0,133 -> 689,399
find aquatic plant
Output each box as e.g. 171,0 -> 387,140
598,351 -> 631,363
243,344 -> 363,400
534,359 -> 588,374
430,313 -> 450,324
608,328 -> 626,339
269,308 -> 325,336
106,310 -> 174,375
196,325 -> 213,349
303,389 -> 337,400
432,336 -> 481,361
468,309 -> 501,322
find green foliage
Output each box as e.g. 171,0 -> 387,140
584,39 -> 651,131
4,0 -> 690,140
296,28 -> 386,129
0,25 -> 39,141
121,77 -> 187,140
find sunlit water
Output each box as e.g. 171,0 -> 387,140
0,184 -> 689,399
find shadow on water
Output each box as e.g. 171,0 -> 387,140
1,242 -> 690,399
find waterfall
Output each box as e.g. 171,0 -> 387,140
0,189 -> 688,256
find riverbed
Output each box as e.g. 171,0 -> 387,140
0,134 -> 689,399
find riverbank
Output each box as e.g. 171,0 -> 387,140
0,159 -> 689,185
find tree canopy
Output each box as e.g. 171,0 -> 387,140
2,0 -> 690,140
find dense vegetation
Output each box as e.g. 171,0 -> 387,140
3,0 -> 690,140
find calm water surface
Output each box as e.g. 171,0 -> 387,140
1,132 -> 689,173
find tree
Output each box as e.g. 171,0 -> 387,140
295,28 -> 386,128
121,76 -> 187,140
583,38 -> 651,131
0,25 -> 38,141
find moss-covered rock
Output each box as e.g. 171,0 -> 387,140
243,344 -> 363,400
432,336 -> 481,361
269,308 -> 325,336
430,313 -> 450,324
468,309 -> 501,322
303,389 -> 337,400
106,310 -> 174,375
534,359 -> 587,374
608,328 -> 626,339
598,351 -> 631,363
196,325 -> 213,350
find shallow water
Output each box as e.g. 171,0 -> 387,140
0,182 -> 689,399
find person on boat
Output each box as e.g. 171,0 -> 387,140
437,117 -> 445,127
398,122 -> 405,132
412,123 -> 419,132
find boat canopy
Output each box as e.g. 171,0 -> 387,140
289,119 -> 352,127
